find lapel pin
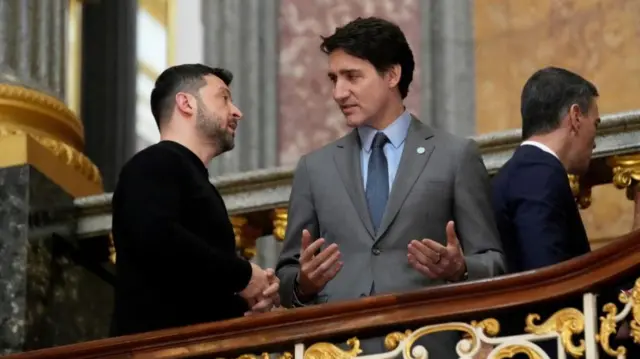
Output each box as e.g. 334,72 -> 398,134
416,147 -> 425,154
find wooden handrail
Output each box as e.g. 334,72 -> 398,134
8,230 -> 640,359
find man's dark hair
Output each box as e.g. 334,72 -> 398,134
521,67 -> 599,140
150,64 -> 233,128
320,17 -> 414,99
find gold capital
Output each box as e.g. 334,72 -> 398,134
608,154 -> 640,200
273,208 -> 288,241
0,83 -> 102,197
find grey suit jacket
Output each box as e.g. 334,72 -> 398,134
276,118 -> 505,356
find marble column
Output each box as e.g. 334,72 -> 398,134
202,0 -> 279,176
0,0 -> 111,354
421,0 -> 476,136
80,0 -> 137,192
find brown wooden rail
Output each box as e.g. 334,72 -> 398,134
7,230 -> 640,359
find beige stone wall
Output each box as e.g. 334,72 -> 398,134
473,0 -> 640,242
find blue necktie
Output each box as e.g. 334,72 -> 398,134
366,132 -> 389,233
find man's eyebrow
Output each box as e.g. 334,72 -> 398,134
217,86 -> 232,99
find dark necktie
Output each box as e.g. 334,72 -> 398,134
366,132 -> 389,233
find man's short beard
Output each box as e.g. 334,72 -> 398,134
195,99 -> 234,154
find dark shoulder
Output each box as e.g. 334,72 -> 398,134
118,141 -> 189,182
502,152 -> 570,199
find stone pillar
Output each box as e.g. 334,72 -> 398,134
81,0 -> 137,192
202,0 -> 279,176
0,0 -> 111,354
203,0 -> 281,268
421,0 -> 476,136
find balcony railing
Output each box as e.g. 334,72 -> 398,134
4,228 -> 640,359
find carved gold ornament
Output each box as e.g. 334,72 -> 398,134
608,155 -> 640,200
489,343 -> 545,359
0,83 -> 102,196
525,307 -> 585,358
596,302 -> 626,357
384,330 -> 412,350
304,338 -> 362,359
273,208 -> 288,241
231,215 -> 257,259
567,175 -> 592,209
619,278 -> 640,344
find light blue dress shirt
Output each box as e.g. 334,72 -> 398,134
357,110 -> 411,193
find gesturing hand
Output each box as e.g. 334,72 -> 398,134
407,221 -> 466,281
239,262 -> 270,306
296,229 -> 343,299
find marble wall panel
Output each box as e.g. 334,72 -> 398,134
277,0 -> 422,166
473,0 -> 640,240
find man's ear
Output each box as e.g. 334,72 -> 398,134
175,92 -> 195,116
386,64 -> 402,90
567,103 -> 583,134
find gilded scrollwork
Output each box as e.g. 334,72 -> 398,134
525,308 -> 585,358
273,208 -> 288,241
384,330 -> 412,351
490,344 -> 544,359
304,338 -> 362,359
619,278 -> 640,344
596,302 -> 626,357
471,318 -> 500,337
230,216 -> 257,259
567,174 -> 592,209
608,155 -> 640,200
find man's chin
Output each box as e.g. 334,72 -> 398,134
344,113 -> 365,128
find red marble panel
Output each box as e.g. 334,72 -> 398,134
277,0 -> 422,166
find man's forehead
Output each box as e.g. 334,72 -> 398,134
203,75 -> 230,92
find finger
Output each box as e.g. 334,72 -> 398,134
301,229 -> 312,252
408,254 -> 438,279
272,294 -> 281,308
308,250 -> 341,281
322,261 -> 343,282
262,281 -> 279,297
408,240 -> 438,264
251,297 -> 273,313
300,237 -> 326,263
421,239 -> 447,258
265,268 -> 275,277
309,243 -> 339,267
446,221 -> 459,248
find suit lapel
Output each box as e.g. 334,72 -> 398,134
333,130 -> 376,239
375,117 -> 435,241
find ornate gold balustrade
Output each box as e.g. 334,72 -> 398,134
74,110 -> 640,259
5,228 -> 640,359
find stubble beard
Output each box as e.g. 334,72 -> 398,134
195,104 -> 235,155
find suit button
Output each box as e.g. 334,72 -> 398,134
372,248 -> 381,255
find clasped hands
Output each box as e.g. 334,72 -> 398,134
239,263 -> 281,316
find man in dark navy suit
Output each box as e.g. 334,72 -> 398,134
491,67 -> 601,358
492,66 -> 600,273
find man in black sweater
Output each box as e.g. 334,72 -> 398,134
111,64 -> 279,336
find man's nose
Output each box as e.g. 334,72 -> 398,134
333,80 -> 349,101
231,103 -> 243,120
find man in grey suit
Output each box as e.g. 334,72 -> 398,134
276,17 -> 505,358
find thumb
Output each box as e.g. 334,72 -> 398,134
301,229 -> 312,251
446,221 -> 458,247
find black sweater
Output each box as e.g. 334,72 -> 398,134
111,140 -> 252,336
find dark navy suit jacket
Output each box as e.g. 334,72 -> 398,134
491,144 -> 591,273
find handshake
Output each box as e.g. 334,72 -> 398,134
238,262 -> 281,315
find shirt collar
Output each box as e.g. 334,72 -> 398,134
358,110 -> 411,152
521,140 -> 560,160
